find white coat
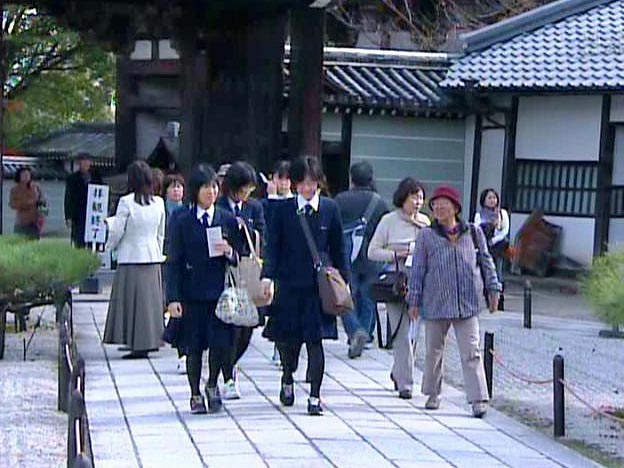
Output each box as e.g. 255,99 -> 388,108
106,193 -> 165,264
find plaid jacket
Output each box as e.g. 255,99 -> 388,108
407,220 -> 501,320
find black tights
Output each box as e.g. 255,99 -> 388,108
278,341 -> 324,398
186,347 -> 234,396
232,326 -> 253,367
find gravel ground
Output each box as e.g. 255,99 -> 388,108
0,306 -> 66,468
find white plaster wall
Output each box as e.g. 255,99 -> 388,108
610,95 -> 624,123
608,126 -> 624,250
478,122 -> 505,197
136,113 -> 168,160
322,113 -> 342,142
516,95 -> 602,161
511,212 -> 595,266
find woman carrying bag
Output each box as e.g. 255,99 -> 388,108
166,165 -> 243,414
260,156 -> 349,415
367,177 -> 430,400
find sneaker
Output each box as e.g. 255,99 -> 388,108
279,382 -> 294,407
223,379 -> 241,400
206,385 -> 223,413
398,389 -> 412,400
472,401 -> 488,418
348,330 -> 367,359
176,356 -> 187,375
190,395 -> 207,414
307,397 -> 323,416
425,395 -> 441,410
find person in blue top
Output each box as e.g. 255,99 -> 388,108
166,165 -> 243,415
216,160 -> 266,400
260,156 -> 350,415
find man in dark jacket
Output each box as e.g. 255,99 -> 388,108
64,152 -> 103,248
334,161 -> 388,358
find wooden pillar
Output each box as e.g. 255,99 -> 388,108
594,95 -> 615,255
500,96 -> 519,209
178,32 -> 209,176
469,114 -> 483,218
288,7 -> 324,159
115,57 -> 136,172
0,0 -> 5,235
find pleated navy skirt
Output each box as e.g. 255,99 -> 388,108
265,284 -> 337,344
178,300 -> 234,352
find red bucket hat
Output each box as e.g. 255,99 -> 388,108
429,185 -> 462,213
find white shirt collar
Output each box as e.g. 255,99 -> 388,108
228,198 -> 242,213
196,204 -> 215,222
297,192 -> 320,212
268,192 -> 295,200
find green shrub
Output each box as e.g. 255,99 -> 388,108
0,237 -> 100,300
581,249 -> 624,327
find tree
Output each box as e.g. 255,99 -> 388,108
2,5 -> 115,146
327,0 -> 560,50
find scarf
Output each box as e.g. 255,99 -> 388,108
478,206 -> 499,225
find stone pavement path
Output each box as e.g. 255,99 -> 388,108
74,296 -> 605,468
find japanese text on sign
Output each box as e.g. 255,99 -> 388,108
84,184 -> 109,244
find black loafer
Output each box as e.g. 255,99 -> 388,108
279,383 -> 295,407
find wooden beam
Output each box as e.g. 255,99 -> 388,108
594,94 -> 615,255
469,114 -> 483,219
126,94 -> 181,110
125,60 -> 181,77
500,97 -> 519,209
288,7 -> 324,159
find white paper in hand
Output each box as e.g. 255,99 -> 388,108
206,226 -> 223,257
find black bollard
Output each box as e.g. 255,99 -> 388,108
484,331 -> 494,399
523,280 -> 532,329
58,326 -> 70,412
553,354 -> 565,437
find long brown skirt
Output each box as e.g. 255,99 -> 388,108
103,264 -> 164,352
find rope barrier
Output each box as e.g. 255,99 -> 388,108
489,349 -> 553,385
559,379 -> 624,426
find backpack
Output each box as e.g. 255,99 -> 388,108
343,193 -> 380,265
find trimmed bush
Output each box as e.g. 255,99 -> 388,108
581,249 -> 624,327
0,236 -> 100,301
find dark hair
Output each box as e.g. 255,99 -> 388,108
188,164 -> 218,206
272,160 -> 291,179
290,156 -> 325,185
75,152 -> 92,161
350,161 -> 376,191
479,188 -> 500,208
393,177 -> 426,208
164,173 -> 185,192
127,161 -> 154,205
221,161 -> 257,198
14,167 -> 32,185
151,168 -> 165,197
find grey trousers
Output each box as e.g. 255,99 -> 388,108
422,316 -> 489,404
386,302 -> 413,391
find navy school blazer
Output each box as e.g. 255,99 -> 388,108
216,196 -> 266,255
166,205 -> 244,303
261,197 -> 350,288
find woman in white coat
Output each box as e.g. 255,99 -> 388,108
103,161 -> 166,359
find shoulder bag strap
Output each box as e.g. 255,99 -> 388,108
297,213 -> 322,269
240,222 -> 258,258
362,193 -> 380,222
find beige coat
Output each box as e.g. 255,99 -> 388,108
9,183 -> 41,227
367,209 -> 430,269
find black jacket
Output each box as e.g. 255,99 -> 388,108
64,170 -> 103,223
334,187 -> 389,271
216,196 -> 266,256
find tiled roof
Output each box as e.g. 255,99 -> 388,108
442,0 -> 624,91
286,47 -> 460,113
23,123 -> 115,160
2,156 -> 67,180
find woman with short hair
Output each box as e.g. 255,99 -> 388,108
103,161 -> 166,359
367,177 -> 430,399
407,185 -> 501,417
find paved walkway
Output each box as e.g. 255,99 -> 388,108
73,291 -> 604,468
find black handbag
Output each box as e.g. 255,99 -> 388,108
371,256 -> 408,303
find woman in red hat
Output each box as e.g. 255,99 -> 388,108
406,185 -> 501,418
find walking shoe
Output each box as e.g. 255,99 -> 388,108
205,385 -> 223,413
472,401 -> 488,418
307,397 -> 323,416
279,382 -> 295,407
176,356 -> 187,375
190,395 -> 207,414
223,379 -> 241,400
425,395 -> 441,410
348,330 -> 368,359
398,389 -> 412,400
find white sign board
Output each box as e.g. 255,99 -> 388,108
84,184 -> 109,244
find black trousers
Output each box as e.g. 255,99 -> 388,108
278,341 -> 324,398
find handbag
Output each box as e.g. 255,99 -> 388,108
231,223 -> 272,307
215,268 -> 260,327
298,212 -> 354,316
370,255 -> 408,303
